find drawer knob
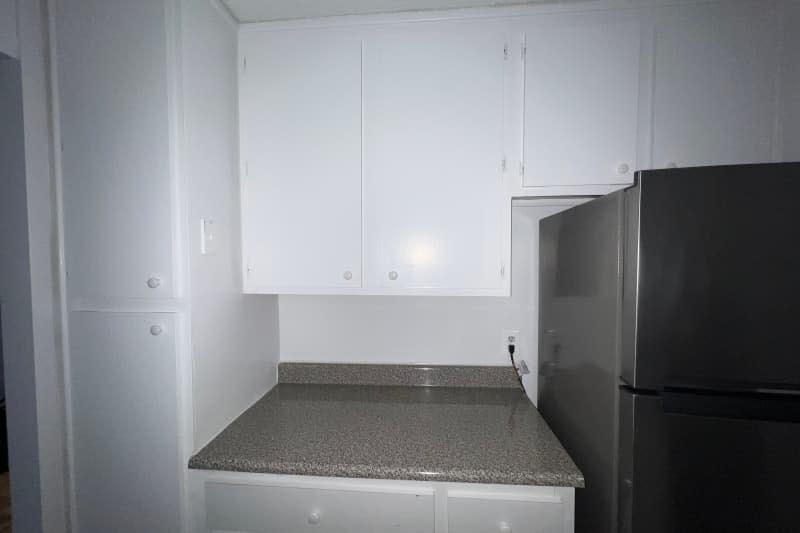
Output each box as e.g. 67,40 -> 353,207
617,162 -> 630,175
343,270 -> 353,281
146,277 -> 162,289
388,270 -> 399,281
149,325 -> 163,336
308,510 -> 321,525
499,522 -> 512,533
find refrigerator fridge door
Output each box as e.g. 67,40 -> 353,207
619,390 -> 800,533
621,163 -> 800,391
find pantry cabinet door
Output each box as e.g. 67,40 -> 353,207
362,23 -> 509,294
69,312 -> 182,533
240,30 -> 363,292
521,11 -> 641,188
650,2 -> 781,169
57,0 -> 176,300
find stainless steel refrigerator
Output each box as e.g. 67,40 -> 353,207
537,163 -> 800,533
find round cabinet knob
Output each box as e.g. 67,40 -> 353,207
617,162 -> 630,175
308,511 -> 321,525
499,522 -> 512,533
342,270 -> 353,281
665,162 -> 678,169
149,325 -> 163,336
388,271 -> 399,281
146,277 -> 162,289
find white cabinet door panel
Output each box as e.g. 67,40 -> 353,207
651,2 -> 781,169
70,312 -> 182,533
522,12 -> 641,187
57,0 -> 176,301
448,496 -> 563,533
205,482 -> 434,533
240,30 -> 362,291
363,24 -> 508,293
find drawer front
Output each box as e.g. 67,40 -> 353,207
205,482 -> 434,533
448,497 -> 562,533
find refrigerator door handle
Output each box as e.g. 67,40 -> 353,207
661,388 -> 800,423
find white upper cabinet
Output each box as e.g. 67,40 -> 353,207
362,24 -> 509,294
650,2 -> 781,169
240,30 -> 363,292
520,12 -> 642,188
57,0 -> 176,301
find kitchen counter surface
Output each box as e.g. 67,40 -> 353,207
189,378 -> 584,487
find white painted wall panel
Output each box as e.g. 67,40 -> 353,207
181,0 -> 280,449
280,202 -> 585,401
0,55 -> 43,533
651,1 -> 781,168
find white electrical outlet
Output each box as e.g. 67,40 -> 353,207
502,329 -> 520,352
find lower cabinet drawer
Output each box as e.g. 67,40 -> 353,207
205,482 -> 435,533
447,496 -> 563,533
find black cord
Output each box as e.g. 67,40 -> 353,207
508,344 -> 526,393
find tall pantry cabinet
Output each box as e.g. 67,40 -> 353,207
53,1 -> 279,532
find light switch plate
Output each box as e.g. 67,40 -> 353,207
200,218 -> 217,255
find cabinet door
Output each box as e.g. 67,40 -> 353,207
651,2 -> 781,169
69,312 -> 182,533
522,12 -> 641,187
363,24 -> 508,294
57,0 -> 176,300
240,30 -> 362,292
448,496 -> 563,533
205,482 -> 434,533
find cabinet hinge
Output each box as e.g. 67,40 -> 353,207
500,263 -> 506,279
501,157 -> 507,172
246,262 -> 252,277
521,43 -> 526,61
242,56 -> 247,73
519,162 -> 525,177
503,43 -> 508,61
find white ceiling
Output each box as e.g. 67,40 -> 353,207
222,0 -> 558,23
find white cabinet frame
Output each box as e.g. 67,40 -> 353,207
190,470 -> 575,533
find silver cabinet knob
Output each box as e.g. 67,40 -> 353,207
388,271 -> 399,281
617,162 -> 630,175
149,325 -> 163,336
499,522 -> 512,533
342,270 -> 353,281
308,510 -> 321,525
146,277 -> 161,289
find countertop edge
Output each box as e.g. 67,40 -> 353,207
187,458 -> 585,489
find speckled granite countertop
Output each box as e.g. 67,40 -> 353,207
189,370 -> 584,487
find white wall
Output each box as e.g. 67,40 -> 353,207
182,0 -> 280,450
0,1 -> 68,530
0,54 -> 43,533
280,201 -> 585,401
0,0 -> 17,58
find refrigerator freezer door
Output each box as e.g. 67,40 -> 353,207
619,390 -> 800,533
621,163 -> 800,391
